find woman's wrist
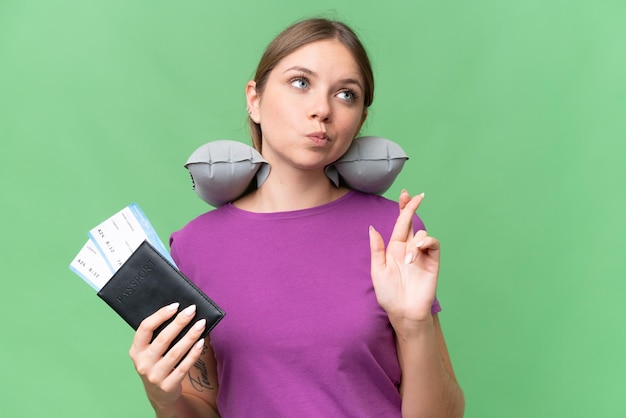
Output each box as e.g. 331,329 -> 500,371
388,314 -> 435,342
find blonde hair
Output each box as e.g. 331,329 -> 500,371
249,18 -> 374,152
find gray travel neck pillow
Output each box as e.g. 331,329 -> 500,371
185,136 -> 408,207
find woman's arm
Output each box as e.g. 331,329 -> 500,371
394,314 -> 464,418
129,304 -> 220,418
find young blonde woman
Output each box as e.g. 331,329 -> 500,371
129,18 -> 465,417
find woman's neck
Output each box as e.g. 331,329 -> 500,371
233,167 -> 349,213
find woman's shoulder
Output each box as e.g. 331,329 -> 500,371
345,190 -> 400,212
346,191 -> 426,231
170,205 -> 231,241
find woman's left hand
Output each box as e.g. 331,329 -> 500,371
369,191 -> 440,328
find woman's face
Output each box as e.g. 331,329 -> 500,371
247,39 -> 367,172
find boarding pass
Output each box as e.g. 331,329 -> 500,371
69,203 -> 176,291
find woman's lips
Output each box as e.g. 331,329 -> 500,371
307,132 -> 329,146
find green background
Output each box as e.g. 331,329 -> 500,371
1,0 -> 624,417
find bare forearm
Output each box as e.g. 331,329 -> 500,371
395,317 -> 465,418
153,393 -> 219,418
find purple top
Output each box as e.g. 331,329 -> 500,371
170,191 -> 441,417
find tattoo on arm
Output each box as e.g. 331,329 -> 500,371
188,345 -> 214,392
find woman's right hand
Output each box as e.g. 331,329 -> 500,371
129,302 -> 207,411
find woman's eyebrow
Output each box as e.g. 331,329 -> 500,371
283,66 -> 363,90
283,66 -> 316,76
340,77 -> 363,90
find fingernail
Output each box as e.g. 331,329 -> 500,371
194,318 -> 207,330
166,302 -> 180,312
404,253 -> 414,264
183,304 -> 196,317
194,338 -> 205,350
418,192 -> 425,198
416,241 -> 425,248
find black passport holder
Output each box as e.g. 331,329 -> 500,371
97,240 -> 225,348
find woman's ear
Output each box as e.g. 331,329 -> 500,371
246,81 -> 261,124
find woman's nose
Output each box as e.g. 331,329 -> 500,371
309,93 -> 332,122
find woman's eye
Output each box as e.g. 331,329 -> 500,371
290,78 -> 309,89
337,90 -> 356,102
